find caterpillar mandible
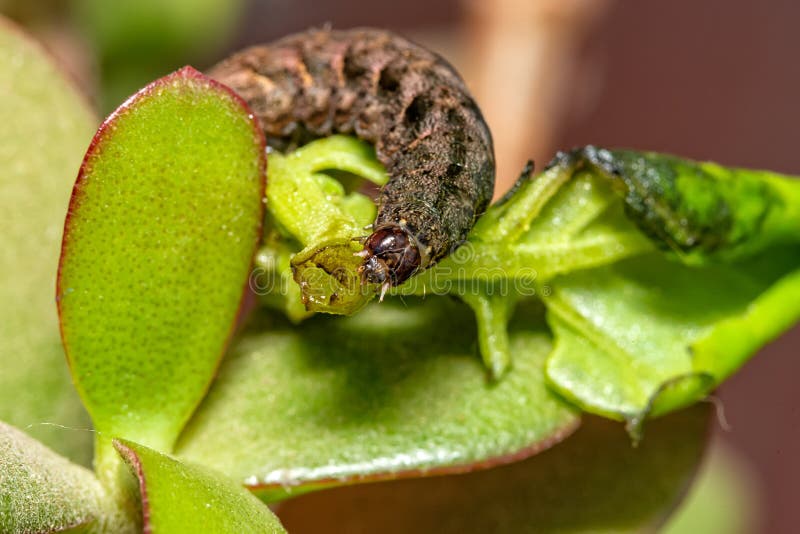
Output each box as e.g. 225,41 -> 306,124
209,28 -> 495,298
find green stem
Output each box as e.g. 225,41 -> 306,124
396,230 -> 652,297
293,135 -> 389,184
473,163 -> 573,243
460,292 -> 518,379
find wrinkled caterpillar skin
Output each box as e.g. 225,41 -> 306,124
208,28 -> 495,290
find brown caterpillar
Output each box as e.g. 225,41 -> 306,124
209,28 -> 495,297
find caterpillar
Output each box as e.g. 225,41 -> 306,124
209,27 -> 495,298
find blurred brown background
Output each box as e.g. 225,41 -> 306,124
5,0 -> 798,531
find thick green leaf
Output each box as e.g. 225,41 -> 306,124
0,421 -> 129,533
528,150 -> 800,427
232,137 -> 797,488
400,176 -> 647,297
56,66 -> 266,479
276,405 -> 711,533
545,248 -> 800,429
0,16 -> 95,466
115,439 -> 285,534
398,167 -> 656,376
175,298 -> 580,501
400,148 -> 800,403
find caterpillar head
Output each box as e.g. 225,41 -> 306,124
357,225 -> 422,300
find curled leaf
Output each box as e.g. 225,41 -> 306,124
545,248 -> 800,429
259,136 -> 387,315
537,149 -> 800,427
290,239 -> 373,316
416,147 -> 800,409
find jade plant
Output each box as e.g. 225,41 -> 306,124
2,15 -> 799,533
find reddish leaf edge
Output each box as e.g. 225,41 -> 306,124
247,417 -> 582,500
113,440 -> 152,534
55,65 -> 268,448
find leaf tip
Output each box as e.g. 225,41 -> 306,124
173,64 -> 204,79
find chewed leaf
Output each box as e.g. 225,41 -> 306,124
175,298 -> 580,501
291,239 -> 375,315
258,136 -> 387,315
433,146 -> 800,411
56,66 -> 265,478
0,421 -> 127,533
114,440 -> 285,534
276,405 -> 711,533
535,150 -> 800,424
0,16 -> 95,466
545,248 -> 800,426
254,136 -> 799,423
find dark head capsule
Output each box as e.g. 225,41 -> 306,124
357,225 -> 422,298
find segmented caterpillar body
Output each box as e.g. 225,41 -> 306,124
209,28 -> 495,295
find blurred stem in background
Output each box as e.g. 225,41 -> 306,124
464,0 -> 610,194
